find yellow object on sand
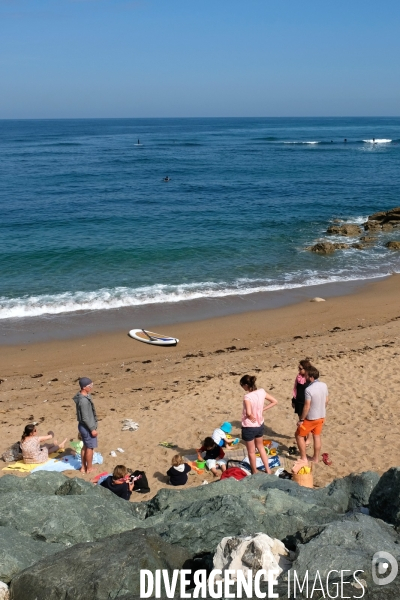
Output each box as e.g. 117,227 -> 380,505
297,466 -> 311,475
2,452 -> 61,473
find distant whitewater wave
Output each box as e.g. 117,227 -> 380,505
284,141 -> 319,145
363,139 -> 392,144
0,271 -> 393,320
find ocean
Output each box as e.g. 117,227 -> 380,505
1,117 -> 400,322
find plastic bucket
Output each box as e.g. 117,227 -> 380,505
292,471 -> 314,488
196,460 -> 206,470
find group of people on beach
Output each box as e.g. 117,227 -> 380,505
168,360 -> 328,485
18,359 -> 329,490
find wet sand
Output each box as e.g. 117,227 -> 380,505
1,274 -> 400,495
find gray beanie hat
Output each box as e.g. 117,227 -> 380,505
79,377 -> 93,389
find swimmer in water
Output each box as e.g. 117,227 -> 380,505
163,176 -> 170,182
344,138 -> 347,143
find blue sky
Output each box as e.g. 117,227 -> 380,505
1,0 -> 399,118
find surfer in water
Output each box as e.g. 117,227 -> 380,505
137,139 -> 140,145
163,176 -> 171,182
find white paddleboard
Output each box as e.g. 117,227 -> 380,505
128,328 -> 179,347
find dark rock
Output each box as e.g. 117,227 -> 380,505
146,477 -> 337,555
370,467 -> 400,525
0,526 -> 63,584
360,235 -> 376,244
369,206 -> 400,225
0,473 -> 67,496
281,514 -> 400,600
327,224 -> 362,236
10,528 -> 190,600
0,485 -> 140,545
364,220 -> 382,232
308,241 -> 336,254
314,471 -> 379,512
332,242 -> 350,249
386,241 -> 400,250
352,242 -> 367,249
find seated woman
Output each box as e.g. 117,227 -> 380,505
20,424 -> 67,464
100,465 -> 135,500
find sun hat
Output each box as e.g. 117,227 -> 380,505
220,422 -> 232,433
79,377 -> 93,389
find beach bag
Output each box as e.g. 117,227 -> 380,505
131,470 -> 150,494
220,467 -> 248,481
2,442 -> 22,463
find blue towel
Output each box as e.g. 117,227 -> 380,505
31,452 -> 103,473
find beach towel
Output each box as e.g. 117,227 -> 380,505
2,451 -> 61,472
3,452 -> 103,473
31,452 -> 103,473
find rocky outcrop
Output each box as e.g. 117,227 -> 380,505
0,526 -> 64,584
0,473 -> 140,547
368,206 -> 400,225
143,472 -> 378,555
280,514 -> 400,599
0,469 -> 386,598
369,467 -> 400,525
308,241 -> 336,254
386,241 -> 400,250
327,224 -> 362,236
364,220 -> 382,232
10,528 -> 190,600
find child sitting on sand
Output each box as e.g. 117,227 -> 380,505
197,436 -> 227,477
100,465 -> 135,501
167,454 -> 191,486
211,422 -> 238,448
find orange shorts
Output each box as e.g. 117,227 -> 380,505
296,418 -> 325,437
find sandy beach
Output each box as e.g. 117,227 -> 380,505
1,274 -> 400,495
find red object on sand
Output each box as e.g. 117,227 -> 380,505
92,471 -> 108,483
220,467 -> 248,481
322,453 -> 332,466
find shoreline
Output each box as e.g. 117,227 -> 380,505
1,273 -> 400,495
0,274 -> 389,346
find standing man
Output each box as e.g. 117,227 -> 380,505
73,377 -> 98,474
295,366 -> 328,464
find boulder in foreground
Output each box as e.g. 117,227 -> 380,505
10,528 -> 190,600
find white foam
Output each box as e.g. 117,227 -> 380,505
0,271 -> 395,320
363,139 -> 392,144
284,141 -> 319,145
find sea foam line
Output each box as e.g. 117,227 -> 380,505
363,139 -> 392,143
0,272 -> 393,320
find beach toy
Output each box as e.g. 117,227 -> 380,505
220,422 -> 232,434
70,440 -> 83,454
196,460 -> 206,470
263,439 -> 272,447
232,438 -> 240,445
226,434 -> 232,439
269,448 -> 277,456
